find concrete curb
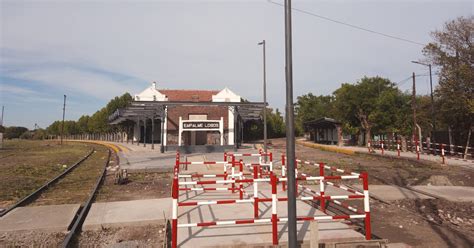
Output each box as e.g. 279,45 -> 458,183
296,140 -> 355,155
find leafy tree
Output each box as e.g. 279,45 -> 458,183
46,92 -> 133,135
4,126 -> 28,139
295,94 -> 335,135
243,108 -> 286,141
423,16 -> 473,143
333,76 -> 401,143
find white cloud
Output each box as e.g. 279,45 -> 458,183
9,66 -> 134,100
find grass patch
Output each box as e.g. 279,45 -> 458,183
0,140 -> 93,208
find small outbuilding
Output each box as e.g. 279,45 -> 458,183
304,117 -> 343,146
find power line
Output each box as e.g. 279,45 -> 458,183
267,0 -> 426,46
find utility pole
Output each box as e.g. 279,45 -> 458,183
1,106 -> 4,126
411,61 -> 435,141
61,95 -> 66,145
258,40 -> 268,161
428,64 -> 435,141
412,73 -> 417,143
284,0 -> 297,247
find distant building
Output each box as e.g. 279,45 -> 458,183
304,117 -> 343,146
109,82 -> 264,152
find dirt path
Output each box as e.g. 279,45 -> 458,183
271,138 -> 474,247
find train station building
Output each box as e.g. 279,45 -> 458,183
108,82 -> 265,152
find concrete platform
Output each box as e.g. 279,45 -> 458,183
83,198 -> 171,231
0,204 -> 80,232
353,185 -> 434,201
108,141 -> 264,171
412,186 -> 474,202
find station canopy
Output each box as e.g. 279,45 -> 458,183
108,100 -> 267,125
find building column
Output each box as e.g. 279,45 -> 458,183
178,116 -> 182,146
228,106 -> 235,145
136,117 -> 140,146
160,114 -> 165,153
144,116 -> 147,147
163,107 -> 168,147
220,117 -> 224,146
151,116 -> 155,150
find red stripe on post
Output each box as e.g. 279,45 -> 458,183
365,211 -> 372,240
333,215 -> 350,220
216,199 -> 237,204
197,221 -> 217,227
179,202 -> 198,206
236,219 -> 255,225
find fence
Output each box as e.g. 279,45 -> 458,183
171,151 -> 371,247
367,139 -> 473,164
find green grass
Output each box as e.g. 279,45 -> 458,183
0,140 -> 93,208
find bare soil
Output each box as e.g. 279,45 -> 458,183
0,231 -> 65,247
0,140 -> 93,209
271,138 -> 474,247
96,171 -> 172,202
74,224 -> 166,247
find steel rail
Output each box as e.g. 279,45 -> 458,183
0,148 -> 95,217
61,149 -> 111,247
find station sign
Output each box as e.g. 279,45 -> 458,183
183,122 -> 220,129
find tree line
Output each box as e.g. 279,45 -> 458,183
296,16 -> 472,147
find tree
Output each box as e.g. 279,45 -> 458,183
4,126 -> 28,139
423,16 -> 473,145
46,92 -> 133,135
333,76 -> 401,144
295,94 -> 335,135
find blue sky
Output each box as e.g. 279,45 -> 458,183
1,0 -> 472,129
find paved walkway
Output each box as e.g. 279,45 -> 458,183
297,140 -> 474,168
175,157 -> 366,247
98,141 -> 264,171
83,198 -> 171,230
0,204 -> 80,232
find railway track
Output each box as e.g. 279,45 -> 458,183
61,149 -> 111,247
0,146 -> 112,248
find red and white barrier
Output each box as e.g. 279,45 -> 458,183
171,151 -> 371,247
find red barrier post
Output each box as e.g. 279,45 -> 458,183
271,174 -> 278,245
397,140 -> 401,157
319,162 -> 326,213
171,168 -> 179,248
281,155 -> 286,191
362,171 -> 371,240
231,155 -> 236,193
416,140 -> 420,160
295,160 -> 299,195
253,165 -> 259,218
175,153 -> 180,173
441,144 -> 445,164
239,159 -> 244,200
381,140 -> 384,155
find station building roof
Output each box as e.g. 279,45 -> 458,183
109,82 -> 264,124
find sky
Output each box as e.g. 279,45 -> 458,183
1,0 -> 472,129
